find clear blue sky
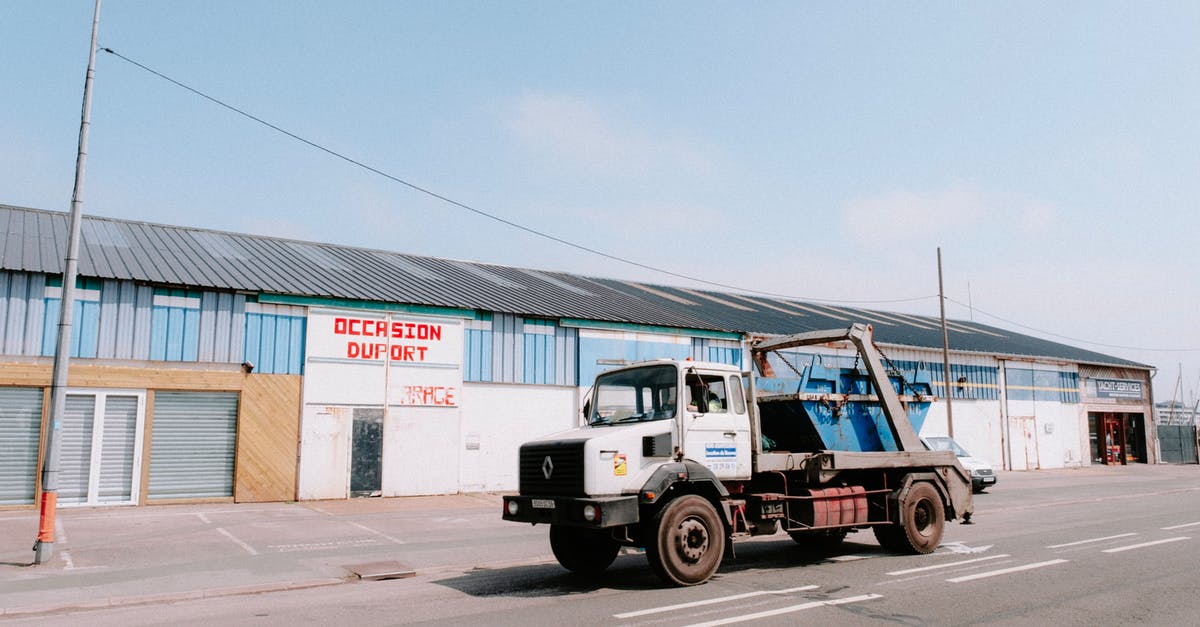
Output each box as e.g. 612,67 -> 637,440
3,1 -> 1198,404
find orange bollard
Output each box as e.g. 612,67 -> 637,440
37,491 -> 57,543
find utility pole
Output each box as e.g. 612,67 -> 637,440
938,248 -> 954,440
35,0 -> 101,565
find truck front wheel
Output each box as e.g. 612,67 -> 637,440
549,525 -> 620,575
646,495 -> 726,586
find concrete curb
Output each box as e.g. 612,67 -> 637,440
1,577 -> 349,618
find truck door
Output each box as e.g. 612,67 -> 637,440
682,372 -> 751,479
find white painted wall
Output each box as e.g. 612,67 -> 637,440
297,404 -> 353,499
921,399 -> 1005,468
1004,400 -> 1083,469
458,383 -> 579,492
383,405 -> 461,496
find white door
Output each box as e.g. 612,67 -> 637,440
59,390 -> 145,506
681,372 -> 751,479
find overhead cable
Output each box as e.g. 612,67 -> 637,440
99,46 -> 932,306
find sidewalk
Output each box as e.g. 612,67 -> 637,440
0,493 -> 529,618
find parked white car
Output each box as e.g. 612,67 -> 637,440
924,436 -> 997,493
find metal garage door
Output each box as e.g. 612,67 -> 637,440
0,387 -> 44,505
148,392 -> 238,499
59,391 -> 145,506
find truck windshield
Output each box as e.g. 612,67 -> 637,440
590,364 -> 678,426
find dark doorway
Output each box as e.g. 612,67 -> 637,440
351,408 -> 384,497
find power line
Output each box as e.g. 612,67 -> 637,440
946,297 -> 1200,353
99,46 -> 932,306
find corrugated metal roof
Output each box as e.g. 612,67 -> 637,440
0,203 -> 1147,369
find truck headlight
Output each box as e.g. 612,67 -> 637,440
582,504 -> 599,522
506,499 -> 520,516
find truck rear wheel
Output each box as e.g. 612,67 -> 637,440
874,482 -> 944,554
646,495 -> 726,586
549,525 -> 620,575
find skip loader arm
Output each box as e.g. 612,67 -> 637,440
751,323 -> 925,453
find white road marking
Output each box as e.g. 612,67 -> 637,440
346,520 -> 406,545
886,554 -> 1010,576
682,593 -> 884,627
197,513 -> 211,524
947,559 -> 1069,583
828,553 -> 877,562
268,538 -> 378,552
614,585 -> 819,619
61,550 -> 75,570
1162,521 -> 1200,531
1046,533 -> 1137,548
1102,536 -> 1190,553
941,542 -> 995,554
216,527 -> 259,555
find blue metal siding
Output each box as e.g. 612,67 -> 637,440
41,277 -> 101,357
150,289 -> 202,361
96,280 -> 151,359
198,291 -> 247,363
491,313 -> 524,384
523,320 -> 555,385
0,271 -> 46,356
243,310 -> 305,375
555,325 -> 578,386
691,338 -> 742,367
464,321 -> 493,382
578,333 -> 692,386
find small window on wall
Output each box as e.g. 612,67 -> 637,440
41,275 -> 102,358
150,289 -> 201,361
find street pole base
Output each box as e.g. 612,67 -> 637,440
33,539 -> 54,564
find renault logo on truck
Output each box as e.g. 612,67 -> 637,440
542,455 -> 554,480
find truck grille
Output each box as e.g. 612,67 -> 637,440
519,440 -> 586,496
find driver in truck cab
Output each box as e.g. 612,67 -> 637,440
686,374 -> 726,412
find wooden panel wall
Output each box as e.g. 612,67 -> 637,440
235,374 -> 301,502
1,361 -> 303,505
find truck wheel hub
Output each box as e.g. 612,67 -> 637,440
676,518 -> 709,561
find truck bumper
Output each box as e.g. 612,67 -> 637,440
502,495 -> 639,528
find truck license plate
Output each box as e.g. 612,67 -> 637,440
531,499 -> 556,509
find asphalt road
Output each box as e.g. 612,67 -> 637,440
10,465 -> 1200,626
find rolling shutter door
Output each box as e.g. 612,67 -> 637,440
59,395 -> 96,505
0,387 -> 43,505
149,392 -> 238,499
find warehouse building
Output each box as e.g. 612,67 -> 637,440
0,204 -> 1157,508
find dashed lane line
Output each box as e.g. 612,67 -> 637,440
1162,521 -> 1200,531
1045,533 -> 1137,548
613,585 -> 819,619
682,593 -> 884,627
1101,536 -> 1190,553
946,559 -> 1069,583
885,554 -> 1010,576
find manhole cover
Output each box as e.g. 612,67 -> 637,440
345,560 -> 416,580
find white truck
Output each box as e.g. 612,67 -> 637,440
503,323 -> 973,586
